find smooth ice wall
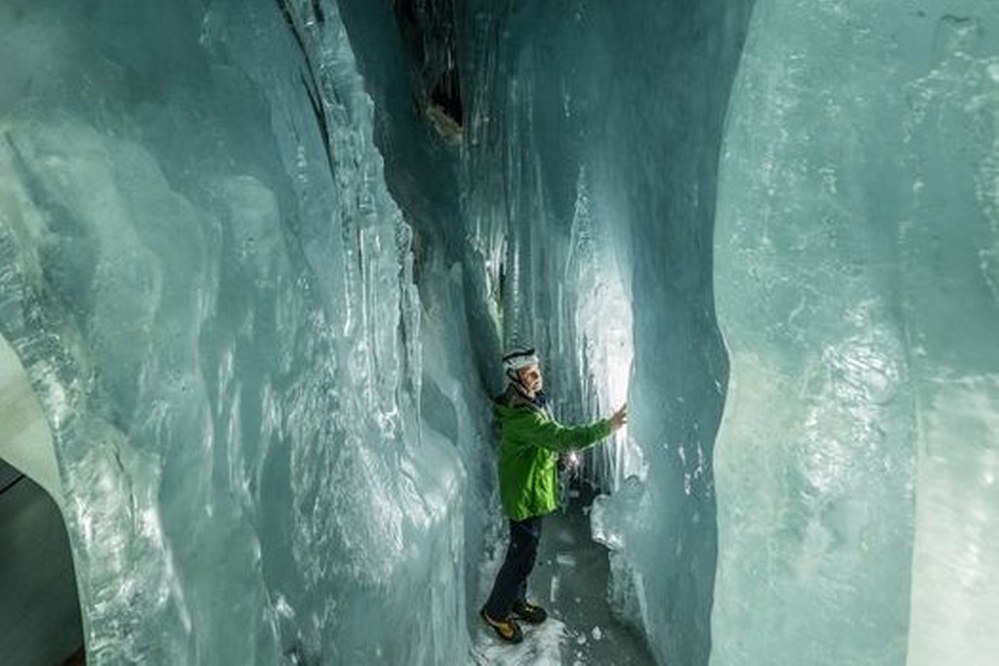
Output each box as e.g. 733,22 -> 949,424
456,1 -> 752,663
592,3 -> 751,663
0,1 -> 470,662
713,1 -> 999,664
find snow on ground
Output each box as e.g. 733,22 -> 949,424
471,618 -> 567,666
470,495 -> 654,665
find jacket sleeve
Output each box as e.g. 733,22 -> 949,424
514,411 -> 613,453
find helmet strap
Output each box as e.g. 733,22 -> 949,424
507,368 -> 532,397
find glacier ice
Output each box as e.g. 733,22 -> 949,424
713,2 -> 999,665
0,0 -> 470,662
449,6 -> 751,663
1,0 -> 998,664
479,1 -> 750,663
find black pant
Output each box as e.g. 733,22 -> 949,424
483,516 -> 542,618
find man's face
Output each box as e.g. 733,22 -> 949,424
518,364 -> 543,394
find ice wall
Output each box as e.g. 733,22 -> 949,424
583,4 -> 751,662
456,0 -> 640,472
331,0 -> 502,632
713,1 -> 999,664
454,1 -> 751,663
0,1 -> 473,662
9,1 -> 992,664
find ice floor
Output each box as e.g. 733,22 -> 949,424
472,489 -> 655,666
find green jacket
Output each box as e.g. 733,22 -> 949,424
494,386 -> 612,521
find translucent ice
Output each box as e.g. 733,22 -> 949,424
713,2 -> 999,665
4,0 -> 995,664
0,1 -> 472,662
456,4 -> 749,662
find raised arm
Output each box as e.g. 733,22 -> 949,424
512,403 -> 628,453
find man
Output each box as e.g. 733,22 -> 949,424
481,347 -> 628,643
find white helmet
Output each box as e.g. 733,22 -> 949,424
503,347 -> 539,374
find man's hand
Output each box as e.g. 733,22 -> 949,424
609,403 -> 628,432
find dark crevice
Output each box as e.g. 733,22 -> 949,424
275,0 -> 337,177
429,64 -> 463,126
393,0 -> 464,132
300,72 -> 332,166
310,0 -> 325,26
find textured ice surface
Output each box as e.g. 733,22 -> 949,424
456,3 -> 749,662
7,0 -> 995,664
0,0 -> 730,663
0,1 -> 470,662
713,1 -> 999,665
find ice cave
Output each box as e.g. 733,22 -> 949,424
0,1 -> 997,664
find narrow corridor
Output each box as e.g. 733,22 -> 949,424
474,488 -> 654,665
